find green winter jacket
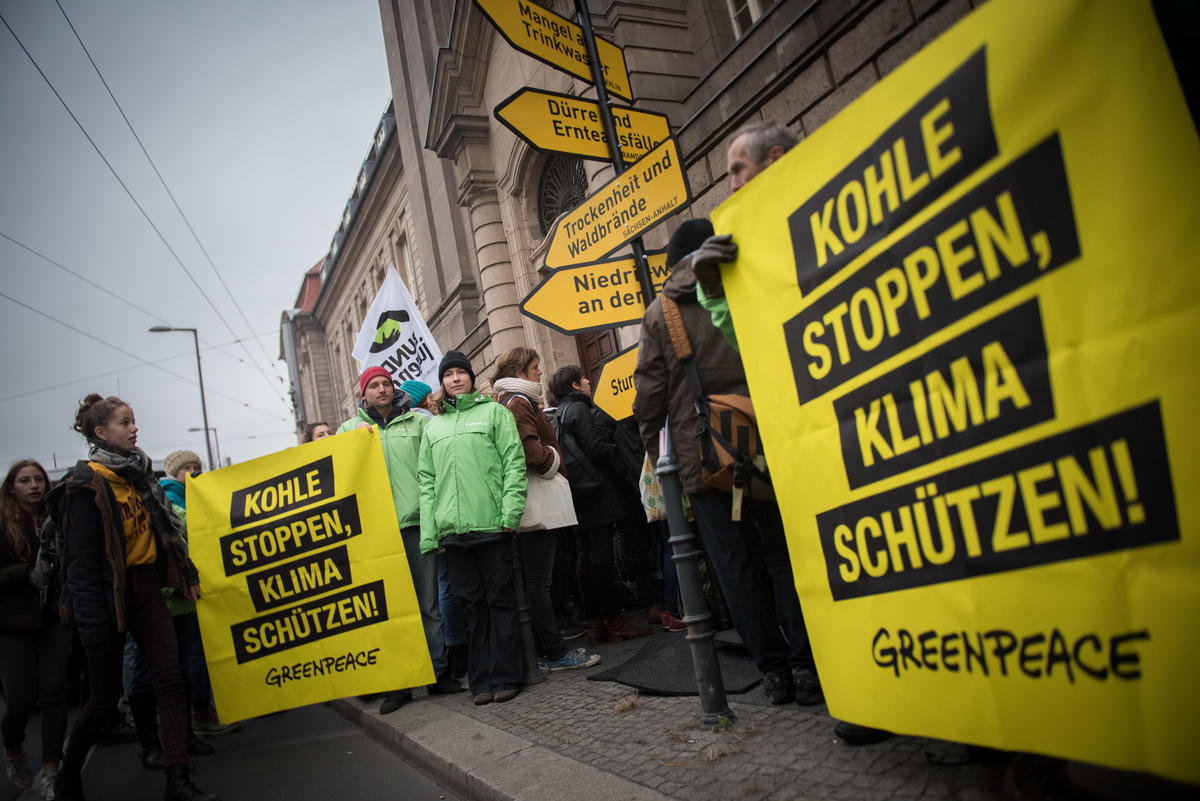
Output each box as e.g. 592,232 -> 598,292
417,392 -> 527,554
337,405 -> 428,529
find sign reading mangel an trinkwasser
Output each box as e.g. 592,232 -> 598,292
713,0 -> 1199,784
189,429 -> 433,722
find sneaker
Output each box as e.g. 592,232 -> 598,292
5,750 -> 33,789
791,667 -> 824,706
542,648 -> 601,672
40,766 -> 58,800
493,688 -> 520,703
760,670 -> 795,705
559,621 -> 587,641
660,612 -> 686,632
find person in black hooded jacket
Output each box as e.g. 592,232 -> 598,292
548,366 -> 651,646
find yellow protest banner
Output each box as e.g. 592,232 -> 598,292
521,251 -> 669,334
473,0 -> 631,102
188,428 -> 433,722
494,88 -> 670,164
592,344 -> 638,421
712,0 -> 1199,784
545,137 -> 690,269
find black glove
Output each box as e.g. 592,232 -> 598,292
691,233 -> 738,299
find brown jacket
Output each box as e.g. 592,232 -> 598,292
634,255 -> 750,496
497,391 -> 564,478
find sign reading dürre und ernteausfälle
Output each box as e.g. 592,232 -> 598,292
520,251 -> 670,335
544,137 -> 690,270
494,88 -> 670,164
473,0 -> 631,102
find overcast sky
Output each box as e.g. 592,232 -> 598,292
0,0 -> 391,472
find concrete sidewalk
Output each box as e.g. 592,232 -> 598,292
328,626 -> 1066,801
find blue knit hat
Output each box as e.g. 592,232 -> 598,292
399,380 -> 432,405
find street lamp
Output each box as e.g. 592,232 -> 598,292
188,427 -> 221,468
149,325 -> 214,471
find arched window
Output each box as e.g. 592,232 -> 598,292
537,154 -> 587,236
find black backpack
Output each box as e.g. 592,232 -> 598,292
552,402 -> 604,494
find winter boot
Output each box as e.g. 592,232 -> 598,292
164,763 -> 220,801
586,619 -> 609,645
129,693 -> 164,770
604,614 -> 652,641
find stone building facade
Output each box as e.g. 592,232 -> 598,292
281,0 -> 977,436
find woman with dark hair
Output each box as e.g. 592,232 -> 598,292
1,459 -> 72,799
548,366 -> 652,645
493,348 -> 600,673
419,351 -> 528,704
301,421 -> 332,443
53,394 -> 218,801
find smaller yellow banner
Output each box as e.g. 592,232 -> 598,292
521,251 -> 669,334
188,429 -> 433,722
494,88 -> 670,164
593,345 -> 639,421
545,137 -> 690,269
474,0 -> 631,101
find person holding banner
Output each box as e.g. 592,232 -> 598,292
635,219 -> 822,713
338,366 -> 463,713
53,394 -> 218,801
418,351 -> 528,705
684,121 -> 892,746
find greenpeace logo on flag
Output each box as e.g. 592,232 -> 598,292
352,269 -> 443,389
369,310 -> 410,353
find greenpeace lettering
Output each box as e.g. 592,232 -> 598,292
787,49 -> 998,294
818,403 -> 1178,601
870,626 -> 1151,681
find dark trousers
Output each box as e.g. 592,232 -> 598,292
519,528 -> 566,660
63,565 -> 190,775
445,539 -> 523,694
575,521 -> 621,620
0,620 -> 73,763
687,491 -> 815,675
124,610 -> 203,736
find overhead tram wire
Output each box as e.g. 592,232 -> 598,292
52,0 -> 289,392
0,10 -> 287,405
0,330 -> 283,403
0,231 -> 284,382
0,290 -> 290,421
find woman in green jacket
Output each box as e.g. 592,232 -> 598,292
418,351 -> 527,704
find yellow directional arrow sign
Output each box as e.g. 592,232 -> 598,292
545,137 -> 690,270
593,344 -> 639,422
520,251 -> 669,335
474,0 -> 632,102
494,89 -> 670,164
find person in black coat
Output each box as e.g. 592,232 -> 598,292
548,366 -> 652,645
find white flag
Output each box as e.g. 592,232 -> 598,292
351,269 -> 443,391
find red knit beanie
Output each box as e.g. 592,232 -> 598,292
359,366 -> 392,398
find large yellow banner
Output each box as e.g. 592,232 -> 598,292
188,428 -> 433,722
713,0 -> 1198,783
